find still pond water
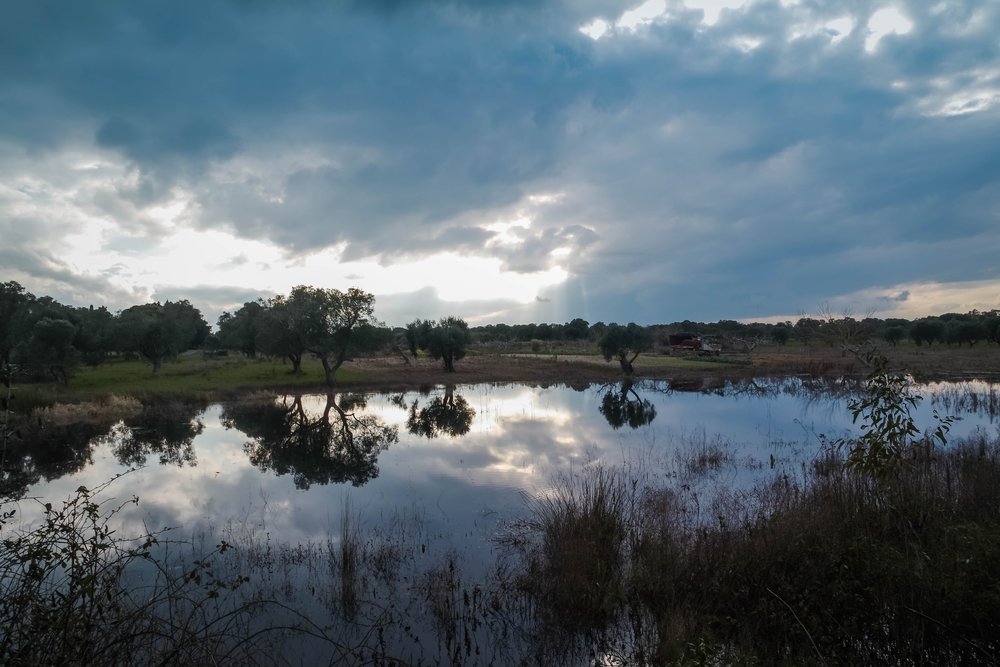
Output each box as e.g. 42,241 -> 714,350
7,377 -> 1000,662
14,378 -> 1000,550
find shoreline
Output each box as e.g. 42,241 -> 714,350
9,343 -> 1000,408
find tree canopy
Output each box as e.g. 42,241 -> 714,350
599,323 -> 652,376
116,301 -> 210,375
408,317 -> 470,372
289,286 -> 377,386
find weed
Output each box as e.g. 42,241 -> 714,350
836,349 -> 954,476
0,475 -> 261,665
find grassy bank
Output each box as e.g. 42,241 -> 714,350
13,353 -> 367,403
11,339 -> 1000,407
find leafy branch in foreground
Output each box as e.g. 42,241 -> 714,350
0,475 -> 260,665
836,349 -> 954,476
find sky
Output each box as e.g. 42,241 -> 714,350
2,0 -> 998,328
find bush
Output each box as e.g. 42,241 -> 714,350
0,476 -> 255,665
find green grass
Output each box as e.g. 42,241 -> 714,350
21,353 -> 367,402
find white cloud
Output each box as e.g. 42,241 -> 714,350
617,0 -> 667,31
865,6 -> 914,53
579,18 -> 611,40
683,0 -> 749,26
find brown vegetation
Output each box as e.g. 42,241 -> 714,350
342,342 -> 1000,393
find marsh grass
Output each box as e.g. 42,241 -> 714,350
519,466 -> 631,637
32,394 -> 142,425
338,500 -> 361,620
499,431 -> 1000,665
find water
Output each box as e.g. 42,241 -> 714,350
4,378 -> 999,663
7,378 -> 999,541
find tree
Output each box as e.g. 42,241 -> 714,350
255,297 -> 307,374
793,317 -> 822,346
162,300 -> 210,350
599,323 -> 652,375
217,300 -> 265,358
13,317 -> 78,384
771,325 -> 791,346
883,326 -> 906,347
73,305 -> 115,366
424,317 -> 470,372
116,302 -> 207,375
910,318 -> 945,347
948,320 -> 987,347
289,285 -> 377,387
0,281 -> 33,367
563,318 -> 590,341
405,319 -> 433,358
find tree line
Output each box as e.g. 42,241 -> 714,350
4,278 -> 999,386
1,281 -> 209,384
0,280 -> 473,386
467,312 -> 1000,350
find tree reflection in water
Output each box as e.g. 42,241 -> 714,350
406,386 -> 475,439
599,381 -> 657,430
221,393 -> 398,489
2,422 -> 104,500
106,401 -> 207,468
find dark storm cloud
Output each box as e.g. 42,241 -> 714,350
2,0 -> 999,322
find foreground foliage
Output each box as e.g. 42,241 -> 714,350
0,477 -> 259,665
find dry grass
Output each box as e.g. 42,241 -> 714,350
32,394 -> 142,426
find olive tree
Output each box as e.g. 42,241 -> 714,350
217,300 -> 266,358
290,285 -> 377,387
116,301 -> 209,375
599,323 -> 652,376
255,296 -> 307,373
424,317 -> 470,372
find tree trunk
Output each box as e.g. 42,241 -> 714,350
617,352 -> 634,376
320,354 -> 341,387
151,356 -> 162,376
288,353 -> 303,374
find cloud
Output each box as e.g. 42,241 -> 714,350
1,0 -> 999,325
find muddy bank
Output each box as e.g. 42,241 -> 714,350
341,343 -> 1000,392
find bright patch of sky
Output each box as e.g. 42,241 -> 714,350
865,6 -> 914,53
684,0 -> 748,26
582,0 -> 749,38
65,221 -> 566,309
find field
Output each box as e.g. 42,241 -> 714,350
11,340 -> 1000,406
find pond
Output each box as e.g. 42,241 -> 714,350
4,377 -> 1000,664
11,378 -> 998,535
